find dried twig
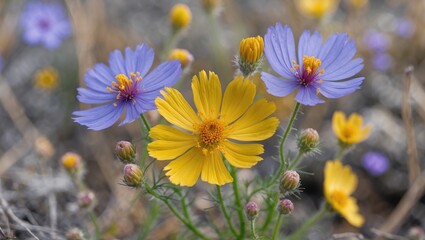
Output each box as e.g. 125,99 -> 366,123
371,228 -> 408,240
332,232 -> 364,239
0,197 -> 39,240
401,66 -> 420,184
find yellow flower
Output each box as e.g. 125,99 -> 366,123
61,152 -> 81,172
296,0 -> 339,19
201,0 -> 222,14
332,111 -> 371,145
34,67 -> 59,90
148,71 -> 279,186
240,36 -> 264,64
324,160 -> 364,227
168,48 -> 194,68
169,3 -> 192,30
347,0 -> 368,9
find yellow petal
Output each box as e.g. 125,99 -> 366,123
192,71 -> 222,120
164,148 -> 204,187
332,111 -> 346,139
201,151 -> 233,185
228,117 -> 279,141
324,160 -> 358,197
156,87 -> 200,132
229,99 -> 277,131
347,113 -> 363,128
223,141 -> 263,168
148,124 -> 196,160
221,76 -> 256,124
337,197 -> 365,227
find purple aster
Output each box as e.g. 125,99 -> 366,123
363,30 -> 389,53
362,151 -> 389,176
395,19 -> 415,38
73,43 -> 182,130
261,23 -> 364,106
20,1 -> 71,50
372,52 -> 392,72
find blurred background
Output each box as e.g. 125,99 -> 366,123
0,0 -> 424,239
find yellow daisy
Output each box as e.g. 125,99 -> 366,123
332,111 -> 372,145
148,70 -> 279,186
324,160 -> 364,227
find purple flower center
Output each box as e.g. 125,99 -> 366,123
107,72 -> 142,105
38,18 -> 51,31
293,55 -> 324,87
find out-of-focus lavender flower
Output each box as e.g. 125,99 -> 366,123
362,151 -> 389,176
372,52 -> 392,72
0,55 -> 3,72
395,19 -> 415,38
20,1 -> 71,50
363,31 -> 389,53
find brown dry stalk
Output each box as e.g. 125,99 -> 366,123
401,66 -> 420,185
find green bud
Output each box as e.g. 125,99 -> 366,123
297,128 -> 320,153
115,141 -> 136,164
280,170 -> 300,194
123,164 -> 143,187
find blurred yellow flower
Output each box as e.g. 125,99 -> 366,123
332,111 -> 371,145
239,36 -> 264,65
347,0 -> 368,9
168,48 -> 194,68
61,152 -> 81,172
296,0 -> 339,19
148,71 -> 279,186
169,3 -> 192,30
324,160 -> 364,227
201,0 -> 222,14
34,66 -> 59,90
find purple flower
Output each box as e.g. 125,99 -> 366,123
0,55 -> 3,72
363,31 -> 389,53
261,23 -> 364,106
362,151 -> 389,176
73,43 -> 182,130
395,19 -> 415,38
20,1 -> 71,49
372,53 -> 392,72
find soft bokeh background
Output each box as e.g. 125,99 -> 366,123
0,0 -> 424,239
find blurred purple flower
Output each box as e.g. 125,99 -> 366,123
372,52 -> 392,72
362,151 -> 389,176
0,55 -> 3,72
73,43 -> 181,130
261,23 -> 364,106
363,31 -> 389,53
20,1 -> 71,49
395,19 -> 415,38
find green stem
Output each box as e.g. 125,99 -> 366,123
280,102 -> 301,171
271,214 -> 282,240
250,219 -> 258,240
206,13 -> 231,79
161,30 -> 179,61
140,114 -> 151,133
89,210 -> 101,240
216,185 -> 238,237
288,152 -> 303,170
260,193 -> 278,232
288,203 -> 328,240
230,166 -> 246,239
137,201 -> 160,240
145,184 -> 210,240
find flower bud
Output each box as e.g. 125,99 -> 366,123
296,0 -> 339,19
237,36 -> 264,77
297,128 -> 320,153
169,4 -> 192,31
123,164 -> 143,187
347,0 -> 368,9
201,0 -> 222,14
245,201 -> 259,220
61,152 -> 82,174
66,228 -> 85,240
78,190 -> 96,209
168,48 -> 194,69
280,170 -> 300,194
115,141 -> 136,164
277,198 -> 294,215
408,226 -> 425,240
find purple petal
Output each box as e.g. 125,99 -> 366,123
124,47 -> 135,76
295,87 -> 324,106
319,77 -> 364,98
77,88 -> 115,104
89,63 -> 116,86
141,60 -> 181,92
109,50 -> 126,75
135,44 -> 154,77
73,104 -> 124,130
261,72 -> 298,97
119,104 -> 140,126
322,58 -> 364,80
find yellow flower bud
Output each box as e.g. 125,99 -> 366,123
238,36 -> 264,76
168,48 -> 194,68
169,4 -> 192,30
61,152 -> 82,173
296,0 -> 339,19
34,66 -> 59,90
347,0 -> 368,9
201,0 -> 222,14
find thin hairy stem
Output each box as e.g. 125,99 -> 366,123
216,185 -> 239,237
230,166 -> 246,239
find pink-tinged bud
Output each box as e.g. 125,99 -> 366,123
115,141 -> 136,164
66,228 -> 85,240
277,198 -> 294,215
280,170 -> 300,194
123,164 -> 143,187
408,226 -> 425,240
78,190 -> 96,209
245,201 -> 259,220
297,128 -> 320,153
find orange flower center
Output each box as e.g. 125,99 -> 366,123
197,119 -> 225,154
329,190 -> 348,208
341,125 -> 356,139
